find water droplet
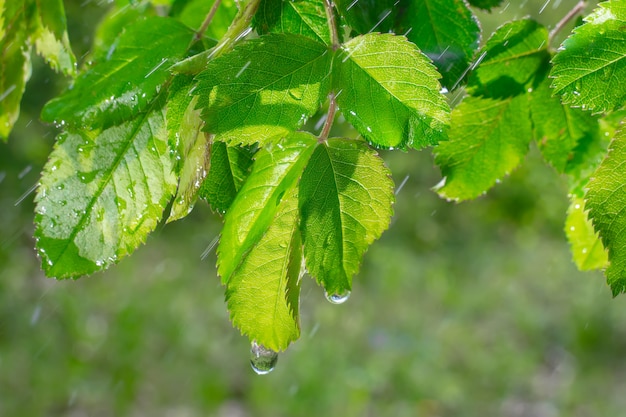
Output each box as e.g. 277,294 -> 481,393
250,341 -> 278,375
325,289 -> 351,304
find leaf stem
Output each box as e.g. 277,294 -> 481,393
324,0 -> 340,50
549,0 -> 586,42
319,92 -> 337,142
195,0 -> 223,42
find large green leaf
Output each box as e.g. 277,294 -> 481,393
398,0 -> 481,89
434,94 -> 532,201
335,0 -> 397,35
530,75 -> 600,173
254,0 -> 330,45
218,133 -> 317,351
566,196 -> 608,271
0,0 -> 31,141
166,75 -> 210,222
34,108 -> 177,279
199,141 -> 256,214
551,1 -> 626,113
195,33 -> 332,146
31,0 -> 76,76
467,19 -> 549,98
299,138 -> 394,295
333,33 -> 449,150
586,126 -> 626,295
41,17 -> 194,129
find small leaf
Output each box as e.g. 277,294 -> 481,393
530,75 -> 600,173
398,0 -> 481,89
218,133 -> 317,351
199,141 -> 256,214
299,138 -> 395,295
334,33 -> 449,149
0,0 -> 31,141
551,1 -> 626,113
254,0 -> 330,45
31,0 -> 76,76
195,34 -> 332,146
41,17 -> 194,129
467,19 -> 549,98
335,0 -> 397,35
586,126 -> 626,295
566,196 -> 608,271
166,75 -> 210,222
467,0 -> 504,10
35,108 -> 177,278
434,94 -> 532,201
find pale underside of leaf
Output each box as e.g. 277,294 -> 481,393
334,33 -> 449,150
566,196 -> 608,271
434,94 -> 532,201
586,126 -> 626,295
299,138 -> 395,294
32,0 -> 77,76
35,109 -> 177,278
550,1 -> 626,113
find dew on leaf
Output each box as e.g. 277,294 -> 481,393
250,341 -> 278,375
325,289 -> 351,304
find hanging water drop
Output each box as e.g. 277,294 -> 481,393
325,289 -> 351,304
250,341 -> 278,375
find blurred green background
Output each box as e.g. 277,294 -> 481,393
2,0 -> 625,416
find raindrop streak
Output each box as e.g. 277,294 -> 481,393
325,289 -> 351,304
250,341 -> 278,375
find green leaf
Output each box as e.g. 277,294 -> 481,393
166,75 -> 210,222
335,0 -> 397,35
199,141 -> 256,214
34,108 -> 177,279
170,0 -> 238,38
333,33 -> 449,150
299,138 -> 395,295
586,126 -> 626,295
467,0 -> 504,10
218,133 -> 317,351
195,34 -> 331,146
566,196 -> 608,271
530,75 -> 600,173
41,17 -> 194,129
254,0 -> 330,45
398,0 -> 481,89
551,1 -> 626,113
467,19 -> 549,98
434,94 -> 532,201
0,0 -> 31,141
31,0 -> 76,76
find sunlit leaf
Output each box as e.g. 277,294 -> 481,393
41,17 -> 194,129
199,141 -> 256,214
195,34 -> 332,146
254,0 -> 330,44
467,19 -> 549,98
530,75 -> 600,173
0,0 -> 31,142
334,33 -> 449,149
166,75 -> 210,222
551,1 -> 626,113
35,108 -> 177,279
31,0 -> 76,76
566,196 -> 608,271
398,0 -> 481,89
218,133 -> 317,351
434,94 -> 531,201
299,138 -> 394,295
586,126 -> 626,295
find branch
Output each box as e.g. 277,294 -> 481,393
324,0 -> 340,50
195,0 -> 223,42
319,92 -> 337,142
549,1 -> 586,42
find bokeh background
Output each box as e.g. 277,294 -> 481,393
2,0 -> 625,416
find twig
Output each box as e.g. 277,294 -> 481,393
324,0 -> 340,50
319,92 -> 337,142
195,0 -> 223,42
549,0 -> 586,42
